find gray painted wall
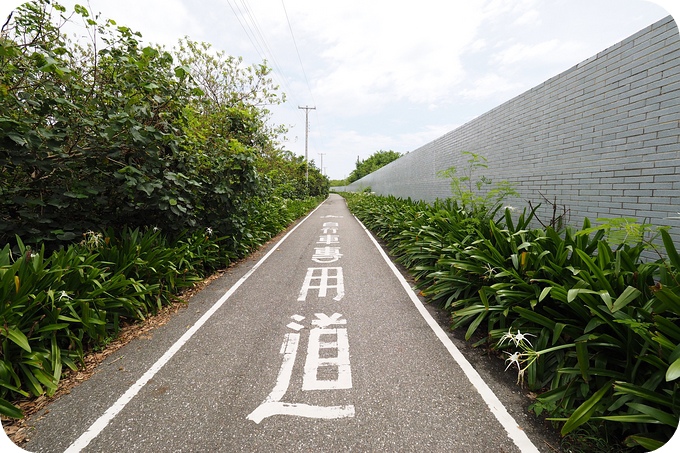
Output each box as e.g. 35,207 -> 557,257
339,15 -> 680,242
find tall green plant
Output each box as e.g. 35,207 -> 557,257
438,151 -> 518,220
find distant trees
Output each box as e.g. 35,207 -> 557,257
347,149 -> 402,183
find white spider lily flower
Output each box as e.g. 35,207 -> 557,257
504,351 -> 523,371
513,329 -> 535,347
497,328 -> 515,347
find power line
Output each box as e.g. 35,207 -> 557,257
281,0 -> 315,104
226,0 -> 267,61
225,0 -> 305,122
225,0 -> 318,157
237,1 -> 302,106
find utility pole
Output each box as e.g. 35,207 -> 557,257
318,153 -> 326,176
299,105 -> 316,185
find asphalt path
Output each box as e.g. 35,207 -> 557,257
11,194 -> 551,452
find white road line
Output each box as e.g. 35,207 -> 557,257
354,215 -> 541,453
63,200 -> 328,453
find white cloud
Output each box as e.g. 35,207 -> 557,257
1,0 -> 673,180
493,39 -> 560,65
274,1 -> 489,112
459,73 -> 524,100
513,9 -> 541,26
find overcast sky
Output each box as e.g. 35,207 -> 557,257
2,1 -> 678,179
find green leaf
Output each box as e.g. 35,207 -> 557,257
174,65 -> 191,78
3,327 -> 31,352
624,435 -> 665,451
576,341 -> 590,382
661,229 -> 680,270
666,357 -> 680,382
465,311 -> 486,341
626,403 -> 678,427
611,286 -> 641,312
567,288 -> 598,303
64,191 -> 88,199
599,290 -> 612,311
0,398 -> 24,419
592,414 -> 657,423
561,380 -> 612,435
74,4 -> 90,17
513,307 -> 556,330
613,381 -> 673,408
552,322 -> 566,344
19,364 -> 43,397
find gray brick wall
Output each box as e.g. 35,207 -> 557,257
341,16 -> 680,244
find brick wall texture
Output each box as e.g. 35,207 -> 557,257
342,16 -> 680,241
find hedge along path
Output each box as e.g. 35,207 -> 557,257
1,270 -> 225,447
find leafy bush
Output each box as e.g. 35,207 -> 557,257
342,191 -> 680,451
0,1 -> 327,420
347,149 -> 402,183
0,195 -> 322,418
0,1 -> 307,248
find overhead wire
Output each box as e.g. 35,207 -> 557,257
225,0 -> 326,161
225,0 -> 305,124
280,0 -> 315,105
237,0 -> 304,114
279,0 -> 329,173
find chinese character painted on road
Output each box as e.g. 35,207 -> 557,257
312,246 -> 343,263
247,314 -> 355,424
303,314 -> 352,391
298,267 -> 345,301
317,234 -> 340,245
322,221 -> 338,234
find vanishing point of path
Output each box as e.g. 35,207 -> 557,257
13,194 -> 555,452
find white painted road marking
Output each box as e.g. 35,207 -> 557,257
287,314 -> 306,331
298,267 -> 345,301
312,246 -> 343,263
355,214 -> 541,453
317,234 -> 340,244
302,327 -> 352,391
311,312 -> 346,328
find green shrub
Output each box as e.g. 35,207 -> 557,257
341,192 -> 680,450
0,195 -> 321,418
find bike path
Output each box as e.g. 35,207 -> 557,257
17,194 -> 541,452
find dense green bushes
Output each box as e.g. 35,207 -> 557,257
343,192 -> 680,451
0,1 -> 327,248
1,1 -> 327,420
0,195 -> 322,418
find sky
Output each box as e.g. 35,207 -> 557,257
2,0 -> 678,180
